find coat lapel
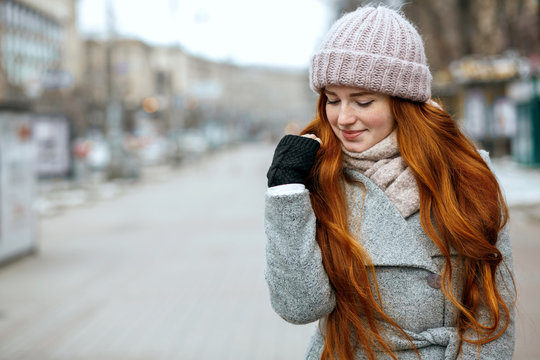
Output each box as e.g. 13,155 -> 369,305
344,169 -> 439,273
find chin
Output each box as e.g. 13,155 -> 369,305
342,140 -> 370,153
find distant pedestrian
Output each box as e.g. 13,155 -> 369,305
264,5 -> 515,360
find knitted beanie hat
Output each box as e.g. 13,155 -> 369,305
310,6 -> 432,102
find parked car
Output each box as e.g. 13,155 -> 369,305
175,129 -> 210,161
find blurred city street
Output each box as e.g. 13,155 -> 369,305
0,143 -> 315,360
0,143 -> 538,359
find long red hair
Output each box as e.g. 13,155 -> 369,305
301,93 -> 513,359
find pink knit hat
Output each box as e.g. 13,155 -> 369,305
310,6 -> 432,102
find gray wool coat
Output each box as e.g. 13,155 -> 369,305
264,154 -> 515,359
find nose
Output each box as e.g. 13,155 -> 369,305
337,103 -> 357,127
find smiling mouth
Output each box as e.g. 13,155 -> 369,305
341,130 -> 366,140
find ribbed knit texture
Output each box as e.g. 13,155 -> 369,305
267,135 -> 320,187
342,130 -> 420,218
310,6 -> 432,102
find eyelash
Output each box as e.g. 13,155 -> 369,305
326,100 -> 373,107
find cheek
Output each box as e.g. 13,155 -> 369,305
325,106 -> 339,126
363,110 -> 394,131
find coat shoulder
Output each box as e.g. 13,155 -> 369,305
477,149 -> 492,167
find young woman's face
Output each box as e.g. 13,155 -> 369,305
324,85 -> 395,153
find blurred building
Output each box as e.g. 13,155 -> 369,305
82,38 -> 155,134
182,57 -> 315,140
0,0 -> 81,109
80,37 -> 316,143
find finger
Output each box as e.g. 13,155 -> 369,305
302,134 -> 322,145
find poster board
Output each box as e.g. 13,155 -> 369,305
33,115 -> 71,178
0,112 -> 37,264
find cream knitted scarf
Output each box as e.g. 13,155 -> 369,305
342,130 -> 420,218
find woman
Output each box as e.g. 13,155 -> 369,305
264,5 -> 515,360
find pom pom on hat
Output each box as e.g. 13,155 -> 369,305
310,6 -> 432,102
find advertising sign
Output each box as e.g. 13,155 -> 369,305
464,89 -> 487,139
492,97 -> 517,138
33,115 -> 71,177
0,112 -> 37,263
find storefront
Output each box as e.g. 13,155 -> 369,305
509,77 -> 540,166
448,53 -> 530,158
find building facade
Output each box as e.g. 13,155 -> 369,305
0,0 -> 81,106
81,37 -> 316,141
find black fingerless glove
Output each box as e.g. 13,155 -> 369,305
266,135 -> 321,187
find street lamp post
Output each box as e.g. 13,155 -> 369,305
105,0 -> 124,179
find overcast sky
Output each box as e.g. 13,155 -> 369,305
77,0 -> 334,69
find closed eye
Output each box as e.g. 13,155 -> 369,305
326,99 -> 340,105
357,100 -> 374,107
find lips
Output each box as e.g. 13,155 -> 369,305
341,129 -> 366,140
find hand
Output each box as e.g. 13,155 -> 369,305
267,135 -> 321,187
301,133 -> 322,145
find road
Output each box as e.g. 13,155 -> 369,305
0,143 -> 538,359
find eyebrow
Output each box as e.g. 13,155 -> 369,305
324,90 -> 373,97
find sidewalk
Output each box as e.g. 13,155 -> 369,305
491,157 -> 540,222
34,164 -> 182,217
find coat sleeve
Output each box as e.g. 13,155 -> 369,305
264,189 -> 336,324
459,224 -> 516,359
